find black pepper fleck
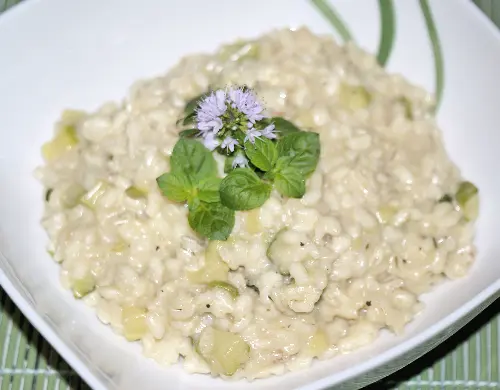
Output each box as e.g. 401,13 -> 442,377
438,193 -> 453,203
365,243 -> 370,250
432,237 -> 438,249
402,259 -> 408,264
155,246 -> 160,251
300,242 -> 305,247
366,301 -> 372,307
45,189 -> 53,202
206,304 -> 211,308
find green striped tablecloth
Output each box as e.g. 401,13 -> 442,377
1,0 -> 499,389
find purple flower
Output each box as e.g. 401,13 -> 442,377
244,128 -> 262,144
232,155 -> 248,168
198,117 -> 223,135
202,133 -> 220,151
221,136 -> 239,153
196,90 -> 227,134
261,123 -> 277,139
227,87 -> 266,123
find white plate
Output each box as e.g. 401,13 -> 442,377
1,0 -> 500,389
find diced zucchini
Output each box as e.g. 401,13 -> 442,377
351,237 -> 363,251
80,181 -> 108,209
72,275 -> 95,299
61,109 -> 87,125
208,281 -> 239,299
306,330 -> 329,357
122,306 -> 148,341
111,241 -> 128,253
125,186 -> 148,200
376,205 -> 397,224
339,83 -> 372,111
463,194 -> 479,221
42,125 -> 79,162
62,184 -> 86,208
197,327 -> 250,376
219,40 -> 259,62
188,241 -> 229,284
266,229 -> 284,260
245,209 -> 262,234
398,96 -> 413,120
456,181 -> 479,221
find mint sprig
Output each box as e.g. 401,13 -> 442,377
243,137 -> 278,172
276,132 -> 320,176
274,166 -> 306,198
188,201 -> 235,241
156,172 -> 193,203
271,117 -> 301,136
220,169 -> 272,210
218,131 -> 320,211
158,87 -> 321,241
157,138 -> 234,241
197,177 -> 222,203
170,138 -> 217,181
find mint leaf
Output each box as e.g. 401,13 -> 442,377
170,138 -> 217,181
197,177 -> 222,203
224,156 -> 235,173
277,132 -> 320,177
156,172 -> 193,203
188,201 -> 235,241
274,156 -> 293,172
176,91 -> 210,128
184,92 -> 209,116
272,117 -> 301,136
274,167 -> 305,198
244,137 -> 278,172
179,128 -> 198,138
183,112 -> 197,126
220,168 -> 271,210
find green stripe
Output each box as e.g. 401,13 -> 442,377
35,340 -> 49,390
419,0 -> 444,110
376,0 -> 396,66
468,333 -> 478,379
420,367 -> 430,381
432,359 -> 442,387
2,308 -> 21,390
22,330 -> 39,390
480,325 -> 489,381
0,297 -> 12,364
445,353 -> 454,389
492,317 -> 499,383
455,345 -> 465,381
47,348 -> 59,389
310,0 -> 354,42
11,317 -> 30,390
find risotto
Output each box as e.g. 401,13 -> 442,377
35,27 -> 478,379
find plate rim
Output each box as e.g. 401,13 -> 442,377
1,0 -> 500,389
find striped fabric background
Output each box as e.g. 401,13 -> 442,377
0,0 -> 499,389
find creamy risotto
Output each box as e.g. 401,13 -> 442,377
36,28 -> 478,379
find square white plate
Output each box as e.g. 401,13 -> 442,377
1,0 -> 499,389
